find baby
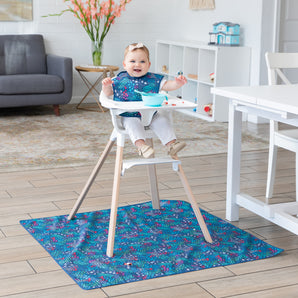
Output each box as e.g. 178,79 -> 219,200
102,42 -> 187,158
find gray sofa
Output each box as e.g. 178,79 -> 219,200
0,34 -> 73,116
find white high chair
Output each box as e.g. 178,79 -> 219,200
68,92 -> 212,257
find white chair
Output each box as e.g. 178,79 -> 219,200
68,91 -> 212,257
265,52 -> 298,203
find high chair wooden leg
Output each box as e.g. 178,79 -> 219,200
106,144 -> 123,257
173,155 -> 213,243
68,139 -> 115,220
146,138 -> 160,209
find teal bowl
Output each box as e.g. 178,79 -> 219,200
136,91 -> 167,107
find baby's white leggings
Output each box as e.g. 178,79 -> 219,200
121,112 -> 176,145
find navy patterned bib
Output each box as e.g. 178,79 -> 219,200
112,71 -> 164,117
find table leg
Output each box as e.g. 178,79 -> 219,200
109,69 -> 116,77
226,101 -> 242,221
76,71 -> 107,112
87,71 -> 109,112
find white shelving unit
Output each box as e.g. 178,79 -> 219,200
155,40 -> 251,122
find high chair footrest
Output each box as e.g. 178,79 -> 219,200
122,157 -> 181,175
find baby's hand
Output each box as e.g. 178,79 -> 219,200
175,75 -> 187,87
102,77 -> 113,86
102,77 -> 114,96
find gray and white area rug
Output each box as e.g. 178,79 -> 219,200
0,104 -> 269,172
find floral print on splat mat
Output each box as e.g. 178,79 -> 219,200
20,200 -> 283,290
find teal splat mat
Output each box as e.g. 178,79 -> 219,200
21,200 -> 283,290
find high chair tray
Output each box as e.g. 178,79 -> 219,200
100,96 -> 196,111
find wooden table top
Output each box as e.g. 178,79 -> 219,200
75,65 -> 119,72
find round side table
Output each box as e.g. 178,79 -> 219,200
75,65 -> 119,112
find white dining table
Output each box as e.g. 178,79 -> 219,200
211,84 -> 298,235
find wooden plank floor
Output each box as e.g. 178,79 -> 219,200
0,143 -> 298,297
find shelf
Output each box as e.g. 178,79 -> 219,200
198,80 -> 214,86
169,45 -> 183,75
155,40 -> 251,122
178,108 -> 214,122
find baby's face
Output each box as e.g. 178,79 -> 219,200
123,49 -> 151,77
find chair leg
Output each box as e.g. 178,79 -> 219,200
106,145 -> 123,257
173,155 -> 212,243
266,143 -> 278,203
68,139 -> 115,220
53,105 -> 60,116
146,138 -> 160,209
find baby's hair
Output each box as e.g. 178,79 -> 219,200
124,43 -> 150,61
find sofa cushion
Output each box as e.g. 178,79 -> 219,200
0,74 -> 64,95
0,35 -> 46,75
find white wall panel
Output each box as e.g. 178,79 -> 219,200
0,0 -> 271,103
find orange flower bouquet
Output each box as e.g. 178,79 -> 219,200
47,0 -> 132,65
